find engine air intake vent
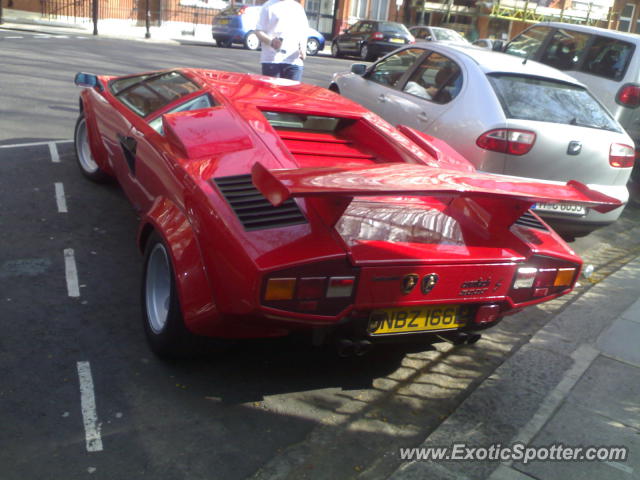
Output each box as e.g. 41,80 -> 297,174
514,211 -> 548,231
213,174 -> 307,231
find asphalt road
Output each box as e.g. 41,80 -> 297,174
1,29 -> 639,480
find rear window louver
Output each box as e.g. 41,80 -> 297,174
513,211 -> 548,231
213,174 -> 307,231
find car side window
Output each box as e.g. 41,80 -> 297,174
540,29 -> 590,71
505,26 -> 551,59
581,36 -> 634,81
402,53 -> 462,104
367,48 -> 425,88
148,94 -> 216,134
413,28 -> 429,40
360,22 -> 374,33
110,71 -> 201,117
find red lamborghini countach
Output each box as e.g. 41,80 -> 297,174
73,69 -> 619,358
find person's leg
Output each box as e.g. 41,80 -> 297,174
261,63 -> 281,78
280,64 -> 303,81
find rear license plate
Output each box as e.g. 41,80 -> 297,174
533,202 -> 586,216
390,38 -> 404,43
218,19 -> 229,24
368,305 -> 471,336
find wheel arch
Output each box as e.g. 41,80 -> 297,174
138,197 -> 220,335
78,92 -> 114,176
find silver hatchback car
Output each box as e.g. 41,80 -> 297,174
330,43 -> 634,237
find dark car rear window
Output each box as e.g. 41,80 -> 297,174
379,22 -> 410,35
488,74 -> 620,132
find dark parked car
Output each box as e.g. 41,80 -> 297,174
331,20 -> 414,61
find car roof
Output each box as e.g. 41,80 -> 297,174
531,21 -> 640,43
409,43 -> 585,86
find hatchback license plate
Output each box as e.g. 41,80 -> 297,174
390,38 -> 404,43
534,202 -> 586,216
368,305 -> 471,336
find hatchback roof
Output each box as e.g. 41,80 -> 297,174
531,21 -> 640,43
410,43 -> 586,85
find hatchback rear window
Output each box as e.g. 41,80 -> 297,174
380,23 -> 410,35
488,74 -> 620,132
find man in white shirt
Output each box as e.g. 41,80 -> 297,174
255,0 -> 309,81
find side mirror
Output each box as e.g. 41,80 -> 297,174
74,72 -> 100,89
351,64 -> 367,75
492,40 -> 505,52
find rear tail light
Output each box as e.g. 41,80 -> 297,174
509,256 -> 579,304
610,143 -> 635,168
408,34 -> 416,43
371,32 -> 384,40
262,260 -> 358,315
474,304 -> 501,324
476,129 -> 536,155
616,84 -> 640,108
237,6 -> 249,14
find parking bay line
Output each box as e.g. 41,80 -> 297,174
55,182 -> 68,213
76,361 -> 103,452
64,248 -> 80,298
49,142 -> 60,163
0,139 -> 72,149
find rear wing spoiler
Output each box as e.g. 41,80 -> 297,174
251,162 -> 621,228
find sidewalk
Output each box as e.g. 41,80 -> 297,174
0,7 -> 217,45
391,256 -> 640,480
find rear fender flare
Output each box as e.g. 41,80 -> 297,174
138,197 -> 218,334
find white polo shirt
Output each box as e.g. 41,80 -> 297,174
256,0 -> 309,66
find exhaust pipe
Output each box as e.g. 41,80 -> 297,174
354,340 -> 373,357
336,339 -> 355,358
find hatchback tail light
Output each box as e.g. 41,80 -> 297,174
616,84 -> 640,108
370,32 -> 384,40
508,256 -> 579,304
476,129 -> 536,155
610,143 -> 635,168
408,34 -> 416,43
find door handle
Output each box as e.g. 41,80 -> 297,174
417,112 -> 429,122
378,94 -> 387,103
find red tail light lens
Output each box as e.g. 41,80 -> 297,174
408,34 -> 416,43
616,84 -> 640,108
610,143 -> 635,168
371,32 -> 384,40
476,129 -> 536,155
237,6 -> 248,14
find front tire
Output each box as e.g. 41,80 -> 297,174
245,31 -> 260,50
142,233 -> 196,358
306,37 -> 320,56
74,114 -> 110,183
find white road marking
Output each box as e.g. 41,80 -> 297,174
0,139 -> 72,149
5,36 -> 24,39
64,248 -> 80,297
76,361 -> 103,452
49,142 -> 60,163
55,182 -> 68,213
605,461 -> 633,475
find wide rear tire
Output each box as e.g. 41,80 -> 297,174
141,232 -> 197,359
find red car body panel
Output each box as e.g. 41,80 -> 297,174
77,69 -> 619,341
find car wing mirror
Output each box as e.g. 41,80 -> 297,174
74,72 -> 101,90
351,63 -> 367,75
492,40 -> 505,52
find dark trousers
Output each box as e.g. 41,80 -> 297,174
261,63 -> 304,81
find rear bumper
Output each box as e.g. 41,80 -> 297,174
211,27 -> 246,43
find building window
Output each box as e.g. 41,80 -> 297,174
619,3 -> 635,32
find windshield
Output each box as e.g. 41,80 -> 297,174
432,28 -> 467,43
488,74 -> 620,132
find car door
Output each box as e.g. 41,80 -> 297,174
340,48 -> 426,118
380,51 -> 463,131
